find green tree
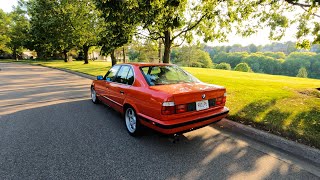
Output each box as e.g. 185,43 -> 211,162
212,52 -> 228,64
70,0 -> 103,64
243,53 -> 282,74
8,2 -> 30,60
248,44 -> 258,53
297,67 -> 308,78
282,52 -> 314,76
96,0 -> 266,64
97,0 -> 320,64
127,40 -> 158,62
175,46 -> 212,68
27,0 -> 73,59
128,49 -> 139,62
213,52 -> 248,68
202,45 -> 226,61
0,9 -> 11,55
309,54 -> 320,78
27,0 -> 102,63
170,48 -> 179,64
234,62 -> 252,72
95,0 -> 138,66
261,52 -> 286,59
196,50 -> 213,68
244,1 -> 320,48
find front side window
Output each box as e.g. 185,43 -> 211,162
105,65 -> 120,82
140,65 -> 200,86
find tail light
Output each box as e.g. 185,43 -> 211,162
223,92 -> 227,103
162,102 -> 175,115
216,93 -> 227,105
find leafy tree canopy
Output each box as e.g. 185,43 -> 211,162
0,9 -> 11,54
242,0 -> 320,48
8,2 -> 30,59
27,0 -> 103,63
175,45 -> 212,68
95,0 -> 320,64
96,0 -> 266,63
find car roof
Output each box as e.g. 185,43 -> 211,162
121,63 -> 173,67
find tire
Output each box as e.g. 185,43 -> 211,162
124,107 -> 141,136
91,86 -> 99,104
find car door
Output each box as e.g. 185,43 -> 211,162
109,65 -> 134,112
95,65 -> 120,105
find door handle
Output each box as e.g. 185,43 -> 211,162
120,90 -> 124,94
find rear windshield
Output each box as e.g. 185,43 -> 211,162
140,65 -> 200,86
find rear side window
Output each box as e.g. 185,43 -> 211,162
114,65 -> 134,85
140,65 -> 199,86
127,68 -> 134,85
105,65 -> 120,82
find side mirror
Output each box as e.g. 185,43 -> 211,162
97,75 -> 103,80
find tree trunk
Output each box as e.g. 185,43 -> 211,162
111,49 -> 117,66
158,39 -> 162,63
63,50 -> 68,62
13,48 -> 18,61
163,30 -> 172,63
122,47 -> 126,63
83,45 -> 89,64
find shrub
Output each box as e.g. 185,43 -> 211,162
296,67 -> 308,78
215,63 -> 231,70
234,62 -> 252,72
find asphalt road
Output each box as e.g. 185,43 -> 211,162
0,63 -> 319,180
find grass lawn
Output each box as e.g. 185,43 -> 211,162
2,59 -> 320,148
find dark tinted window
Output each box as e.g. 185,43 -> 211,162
105,65 -> 120,82
114,65 -> 134,85
127,68 -> 134,85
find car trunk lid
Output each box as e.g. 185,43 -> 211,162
149,82 -> 226,105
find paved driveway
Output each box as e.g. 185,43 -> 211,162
0,63 -> 319,179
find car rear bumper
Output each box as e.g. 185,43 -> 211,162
138,107 -> 229,134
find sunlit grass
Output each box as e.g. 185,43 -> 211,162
39,60 -> 112,76
185,67 -> 320,148
2,59 -> 320,148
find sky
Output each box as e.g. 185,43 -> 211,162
0,0 -> 298,46
0,0 -> 18,13
207,28 -> 297,46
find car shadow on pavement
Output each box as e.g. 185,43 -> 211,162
0,99 -> 317,179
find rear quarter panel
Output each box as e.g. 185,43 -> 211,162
124,66 -> 171,120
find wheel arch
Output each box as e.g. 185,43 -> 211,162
123,101 -> 139,115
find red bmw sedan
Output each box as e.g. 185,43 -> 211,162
91,63 -> 229,136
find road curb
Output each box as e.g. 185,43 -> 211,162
27,63 -> 320,167
216,118 -> 320,167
